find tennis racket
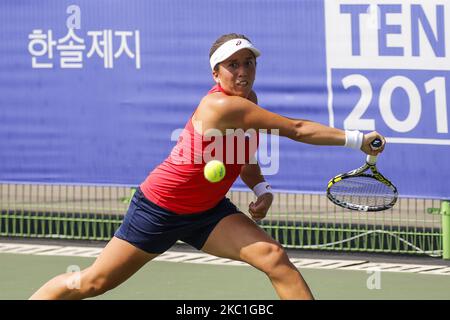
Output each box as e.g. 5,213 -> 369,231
326,139 -> 398,212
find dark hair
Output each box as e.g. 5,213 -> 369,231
209,33 -> 254,71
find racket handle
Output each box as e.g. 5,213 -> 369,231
366,138 -> 382,164
366,154 -> 377,165
370,138 -> 382,150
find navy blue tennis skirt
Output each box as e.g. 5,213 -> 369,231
114,187 -> 243,254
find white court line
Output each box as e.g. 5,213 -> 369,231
342,262 -> 445,273
0,243 -> 62,254
0,242 -> 449,275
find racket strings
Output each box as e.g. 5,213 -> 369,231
329,176 -> 396,207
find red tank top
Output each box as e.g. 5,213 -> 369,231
140,85 -> 259,214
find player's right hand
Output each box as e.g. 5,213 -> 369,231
361,131 -> 386,156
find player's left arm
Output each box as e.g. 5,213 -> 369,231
240,161 -> 264,189
239,90 -> 264,189
240,161 -> 273,221
240,91 -> 273,221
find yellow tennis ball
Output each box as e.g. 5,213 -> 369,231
204,160 -> 226,183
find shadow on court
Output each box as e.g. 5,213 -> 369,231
1,253 -> 449,300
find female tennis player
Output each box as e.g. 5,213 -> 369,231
30,33 -> 385,300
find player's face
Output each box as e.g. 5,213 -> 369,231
213,49 -> 256,98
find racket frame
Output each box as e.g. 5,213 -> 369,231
326,161 -> 398,212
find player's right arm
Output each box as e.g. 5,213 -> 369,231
205,94 -> 385,155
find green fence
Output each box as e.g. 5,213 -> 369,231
0,183 -> 445,258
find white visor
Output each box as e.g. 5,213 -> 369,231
209,38 -> 261,70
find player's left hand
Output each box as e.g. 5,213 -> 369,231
249,193 -> 273,222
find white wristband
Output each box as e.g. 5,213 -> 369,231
344,130 -> 364,150
253,182 -> 273,198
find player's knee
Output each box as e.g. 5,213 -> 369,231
80,270 -> 114,297
87,276 -> 110,296
253,243 -> 289,277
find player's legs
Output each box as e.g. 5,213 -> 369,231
29,237 -> 158,300
201,214 -> 314,300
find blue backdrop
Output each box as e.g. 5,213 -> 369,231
0,0 -> 449,199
